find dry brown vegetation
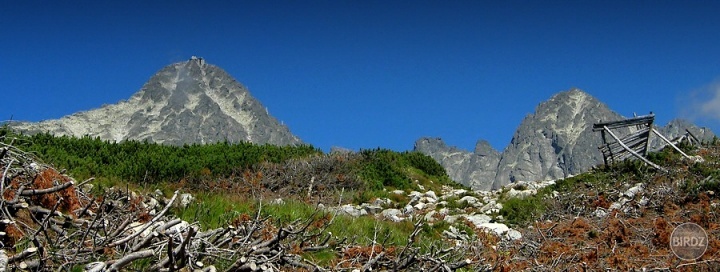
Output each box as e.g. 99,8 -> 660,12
485,144 -> 720,271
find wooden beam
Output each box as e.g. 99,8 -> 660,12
651,128 -> 691,159
593,114 -> 654,131
686,129 -> 701,145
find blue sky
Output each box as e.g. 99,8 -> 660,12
2,1 -> 720,152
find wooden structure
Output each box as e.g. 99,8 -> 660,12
593,114 -> 655,166
593,113 -> 697,172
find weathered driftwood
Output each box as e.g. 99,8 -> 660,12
19,181 -> 74,196
0,250 -> 7,271
107,249 -> 155,271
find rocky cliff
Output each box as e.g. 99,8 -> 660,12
416,89 -> 715,190
10,57 -> 302,146
415,138 -> 500,191
493,89 -> 622,188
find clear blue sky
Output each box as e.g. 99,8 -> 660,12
2,1 -> 720,152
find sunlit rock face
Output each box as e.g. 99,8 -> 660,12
11,57 -> 302,146
492,89 -> 621,189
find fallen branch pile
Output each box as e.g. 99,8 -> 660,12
0,141 -> 479,271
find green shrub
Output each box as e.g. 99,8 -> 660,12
546,174 -> 583,193
404,151 -> 447,177
689,160 -> 720,178
647,148 -> 682,165
9,131 -> 321,184
302,249 -> 337,267
444,196 -> 473,210
358,149 -> 412,190
500,196 -> 545,226
353,189 -> 390,205
356,148 -> 453,191
680,175 -> 720,196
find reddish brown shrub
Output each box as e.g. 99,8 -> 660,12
652,217 -> 670,247
31,168 -> 82,214
3,223 -> 23,248
604,218 -> 630,245
592,193 -> 611,209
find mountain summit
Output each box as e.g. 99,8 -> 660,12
11,57 -> 302,146
493,89 -> 622,188
416,88 -> 715,190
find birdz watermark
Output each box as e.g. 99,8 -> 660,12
670,223 -> 708,260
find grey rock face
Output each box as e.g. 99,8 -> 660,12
11,58 -> 302,146
651,119 -> 715,150
493,89 -> 622,188
414,137 -> 500,191
417,88 -> 715,191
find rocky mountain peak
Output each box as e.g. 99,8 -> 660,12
474,140 -> 498,157
10,57 -> 302,146
134,57 -> 222,102
417,88 -> 716,191
492,88 -> 621,188
530,88 -> 605,145
415,137 -> 453,153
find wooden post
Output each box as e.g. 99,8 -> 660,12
600,129 -> 609,165
643,117 -> 654,156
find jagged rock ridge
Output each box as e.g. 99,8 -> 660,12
11,57 -> 302,146
415,138 -> 500,190
416,89 -> 715,191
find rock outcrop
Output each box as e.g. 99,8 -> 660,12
415,138 -> 500,191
